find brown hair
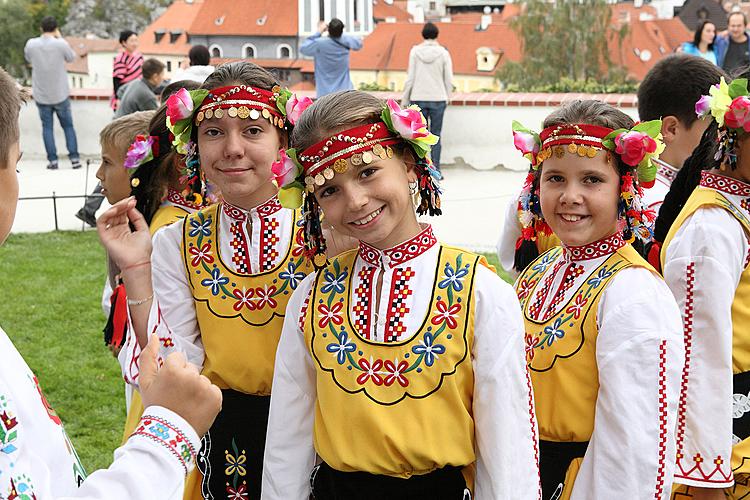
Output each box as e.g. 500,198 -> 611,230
201,61 -> 280,92
99,110 -> 154,159
0,67 -> 26,168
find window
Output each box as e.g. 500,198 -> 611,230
166,60 -> 172,72
209,44 -> 223,58
277,44 -> 293,59
429,1 -> 436,10
242,43 -> 256,59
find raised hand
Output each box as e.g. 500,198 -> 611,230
97,197 -> 152,269
138,335 -> 222,437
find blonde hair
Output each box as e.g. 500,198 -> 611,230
99,110 -> 154,158
0,67 -> 26,168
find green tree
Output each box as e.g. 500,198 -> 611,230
497,0 -> 630,90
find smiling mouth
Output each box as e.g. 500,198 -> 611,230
351,207 -> 383,226
559,214 -> 588,222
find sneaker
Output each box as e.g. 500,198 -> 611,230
71,159 -> 82,169
75,209 -> 97,228
46,161 -> 58,170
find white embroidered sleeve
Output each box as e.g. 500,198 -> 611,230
571,267 -> 684,500
118,222 -> 205,387
261,275 -> 318,500
496,193 -> 522,279
472,266 -> 541,500
663,207 -> 747,488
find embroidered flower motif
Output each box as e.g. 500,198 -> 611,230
517,278 -> 538,301
326,332 -> 357,364
292,228 -> 306,257
438,263 -> 469,291
224,450 -> 247,476
430,300 -> 462,329
321,269 -> 348,294
587,267 -> 614,288
565,294 -> 588,320
542,317 -> 565,347
317,301 -> 344,329
201,268 -> 229,296
189,242 -> 214,267
189,217 -> 212,237
524,333 -> 536,361
254,285 -> 278,309
226,483 -> 249,500
279,261 -> 306,290
383,359 -> 410,387
412,332 -> 446,367
356,357 -> 384,385
532,253 -> 554,273
160,336 -> 174,348
232,287 -> 256,311
149,422 -> 170,440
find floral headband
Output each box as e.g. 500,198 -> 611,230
695,77 -> 750,169
273,99 -> 441,265
123,135 -> 158,187
511,120 -> 662,248
164,84 -> 311,203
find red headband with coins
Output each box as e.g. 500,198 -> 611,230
194,84 -> 286,129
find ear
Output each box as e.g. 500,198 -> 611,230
400,148 -> 419,181
660,115 -> 680,145
278,130 -> 289,151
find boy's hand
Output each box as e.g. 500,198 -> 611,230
97,197 -> 152,269
138,335 -> 222,437
318,21 -> 328,34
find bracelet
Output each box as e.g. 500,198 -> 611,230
127,294 -> 153,306
122,260 -> 151,272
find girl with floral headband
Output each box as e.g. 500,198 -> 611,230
659,76 -> 750,499
511,100 -> 684,499
97,61 -> 315,500
262,90 -> 539,499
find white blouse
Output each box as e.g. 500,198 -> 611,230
662,172 -> 750,488
262,226 -> 541,500
0,326 -> 200,499
118,196 -> 297,386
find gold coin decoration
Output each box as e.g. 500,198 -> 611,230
196,111 -> 205,123
568,143 -> 577,154
333,159 -> 349,173
130,178 -> 140,187
237,106 -> 250,119
313,253 -> 328,268
214,108 -> 224,119
323,167 -> 334,179
205,109 -> 214,119
314,173 -> 325,185
554,146 -> 565,158
386,146 -> 394,158
262,109 -> 271,119
372,144 -> 385,157
577,145 -> 586,157
248,109 -> 260,120
305,176 -> 315,186
362,152 -> 373,164
351,153 -> 363,166
227,107 -> 238,118
586,147 -> 597,158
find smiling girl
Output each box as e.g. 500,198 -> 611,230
97,62 -> 314,500
512,100 -> 684,499
262,90 -> 539,499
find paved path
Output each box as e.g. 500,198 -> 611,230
13,159 -> 526,252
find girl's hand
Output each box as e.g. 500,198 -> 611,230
97,197 -> 152,269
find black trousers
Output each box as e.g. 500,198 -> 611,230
311,462 -> 471,500
539,440 -> 589,500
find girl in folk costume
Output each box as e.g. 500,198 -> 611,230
512,100 -> 684,499
660,77 -> 750,499
111,30 -> 144,111
263,90 -> 540,499
98,61 -> 315,500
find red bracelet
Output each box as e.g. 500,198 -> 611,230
121,260 -> 151,272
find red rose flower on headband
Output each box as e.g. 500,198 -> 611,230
724,96 -> 750,132
614,131 -> 657,167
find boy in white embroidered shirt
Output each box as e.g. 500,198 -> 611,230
262,90 -> 540,499
0,65 -> 222,499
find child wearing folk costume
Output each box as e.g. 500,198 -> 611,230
0,65 -> 222,499
98,62 -> 315,500
660,77 -> 750,499
263,91 -> 540,499
512,100 -> 684,499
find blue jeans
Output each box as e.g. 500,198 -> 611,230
36,98 -> 79,163
412,100 -> 447,169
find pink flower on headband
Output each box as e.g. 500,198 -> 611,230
614,131 -> 657,167
513,130 -> 540,157
285,94 -> 313,125
386,99 -> 432,141
724,96 -> 750,132
166,88 -> 193,125
271,149 -> 300,188
695,94 -> 712,119
124,135 -> 156,169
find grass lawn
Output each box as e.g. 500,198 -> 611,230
0,231 -> 510,473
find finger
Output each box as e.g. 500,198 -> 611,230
184,362 -> 201,375
127,204 -> 150,234
163,351 -> 188,370
137,334 -> 160,390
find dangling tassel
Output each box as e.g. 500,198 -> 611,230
514,238 -> 540,273
103,282 -> 128,348
302,193 -> 329,270
416,158 -> 442,216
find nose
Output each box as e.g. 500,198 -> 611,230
344,183 -> 368,212
559,182 -> 583,206
223,129 -> 245,159
95,162 -> 104,182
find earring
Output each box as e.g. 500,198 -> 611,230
409,180 -> 418,196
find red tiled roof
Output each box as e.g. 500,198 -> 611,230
189,0 -> 298,37
210,57 -> 314,72
610,17 -> 691,80
350,21 -> 519,75
373,0 -> 413,22
139,0 -> 203,56
65,37 -> 119,75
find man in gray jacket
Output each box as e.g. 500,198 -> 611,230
24,16 -> 80,170
402,22 -> 453,174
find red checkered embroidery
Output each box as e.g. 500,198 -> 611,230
529,260 -> 565,320
565,232 -> 626,261
260,216 -> 280,271
544,262 -> 584,321
229,221 -> 251,274
298,290 -> 312,332
701,171 -> 750,197
525,364 -> 542,500
654,340 -> 668,499
384,267 -> 415,342
358,225 -> 438,267
674,262 -> 733,485
353,266 -> 376,340
166,188 -> 202,210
